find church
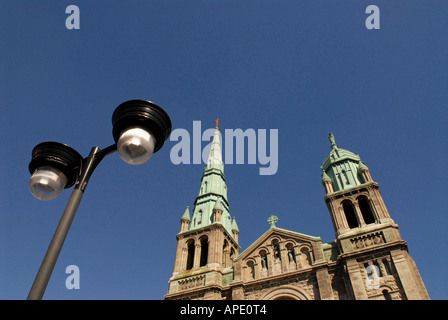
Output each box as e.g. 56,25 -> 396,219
164,123 -> 429,300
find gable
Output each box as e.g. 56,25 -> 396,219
237,227 -> 322,261
233,227 -> 326,283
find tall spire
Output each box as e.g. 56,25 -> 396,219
186,119 -> 233,237
167,120 -> 241,300
206,124 -> 224,172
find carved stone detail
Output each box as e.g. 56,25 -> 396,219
178,275 -> 206,291
351,232 -> 384,250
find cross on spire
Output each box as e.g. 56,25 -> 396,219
214,118 -> 220,129
268,215 -> 278,228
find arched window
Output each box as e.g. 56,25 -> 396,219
197,210 -> 203,225
260,250 -> 268,270
358,196 -> 375,224
272,240 -> 281,260
373,261 -> 382,277
382,259 -> 393,276
300,247 -> 311,267
246,261 -> 255,280
199,237 -> 208,267
222,240 -> 229,267
342,200 -> 358,229
186,240 -> 195,270
286,244 -> 296,264
229,247 -> 236,267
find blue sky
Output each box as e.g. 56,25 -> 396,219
1,1 -> 447,299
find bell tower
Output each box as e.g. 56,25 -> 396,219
321,132 -> 396,238
165,120 -> 240,300
321,133 -> 429,300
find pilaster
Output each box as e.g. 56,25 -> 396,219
345,258 -> 368,299
316,266 -> 334,300
390,249 -> 422,300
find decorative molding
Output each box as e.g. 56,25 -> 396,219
350,231 -> 385,250
178,275 -> 206,291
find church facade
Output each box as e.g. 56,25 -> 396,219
164,125 -> 429,300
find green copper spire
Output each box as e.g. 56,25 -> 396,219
189,121 -> 233,236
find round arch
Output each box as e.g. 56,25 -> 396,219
261,286 -> 312,300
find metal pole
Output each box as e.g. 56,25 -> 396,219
27,145 -> 116,300
27,188 -> 84,300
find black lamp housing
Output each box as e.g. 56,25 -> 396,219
112,99 -> 172,153
28,142 -> 83,189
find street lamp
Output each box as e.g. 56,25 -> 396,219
26,99 -> 172,300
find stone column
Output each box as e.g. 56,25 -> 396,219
353,201 -> 366,227
256,254 -> 266,278
193,242 -> 201,268
294,246 -> 302,269
280,245 -> 289,273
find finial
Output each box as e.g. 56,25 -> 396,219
328,132 -> 337,149
214,118 -> 221,129
267,215 -> 278,228
181,206 -> 191,222
213,197 -> 223,211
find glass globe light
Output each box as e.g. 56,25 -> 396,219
117,127 -> 156,165
29,166 -> 68,200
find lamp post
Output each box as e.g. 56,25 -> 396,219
26,99 -> 172,300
